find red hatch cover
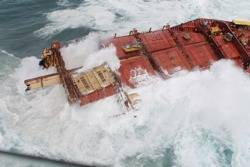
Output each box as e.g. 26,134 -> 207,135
111,35 -> 139,59
119,55 -> 155,87
213,36 -> 241,59
139,30 -> 176,53
175,31 -> 206,46
151,47 -> 191,75
184,42 -> 217,68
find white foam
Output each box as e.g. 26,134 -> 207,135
2,0 -> 250,166
35,3 -> 116,38
2,58 -> 250,166
0,49 -> 15,58
36,0 -> 250,37
11,56 -> 57,95
60,33 -> 100,69
60,33 -> 120,71
57,0 -> 70,7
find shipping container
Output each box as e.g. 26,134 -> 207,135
72,64 -> 118,106
79,85 -> 118,106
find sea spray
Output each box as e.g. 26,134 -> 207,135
1,0 -> 250,166
2,39 -> 250,166
36,0 -> 250,38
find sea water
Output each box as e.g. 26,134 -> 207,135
0,0 -> 250,166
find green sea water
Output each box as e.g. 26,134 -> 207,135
0,0 -> 250,167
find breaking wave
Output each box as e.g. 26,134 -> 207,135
1,35 -> 250,166
1,0 -> 250,166
35,0 -> 250,38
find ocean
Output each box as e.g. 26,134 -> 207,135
0,0 -> 250,166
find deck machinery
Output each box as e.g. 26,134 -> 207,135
24,18 -> 250,107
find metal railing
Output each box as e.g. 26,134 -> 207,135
0,149 -> 106,167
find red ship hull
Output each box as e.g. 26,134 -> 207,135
110,18 -> 250,88
25,18 -> 250,107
